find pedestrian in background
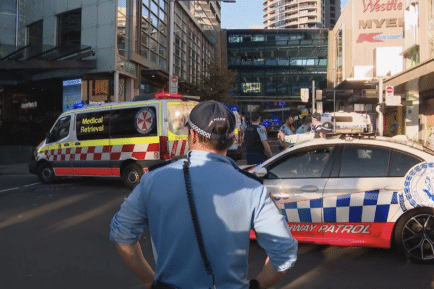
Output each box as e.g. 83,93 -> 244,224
243,114 -> 273,165
109,101 -> 298,289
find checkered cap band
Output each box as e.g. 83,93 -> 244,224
188,119 -> 211,139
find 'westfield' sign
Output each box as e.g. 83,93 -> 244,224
362,0 -> 403,13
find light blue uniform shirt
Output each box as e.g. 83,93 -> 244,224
110,150 -> 297,288
296,124 -> 310,134
279,124 -> 293,136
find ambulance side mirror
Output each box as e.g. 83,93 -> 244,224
46,132 -> 51,142
254,167 -> 268,178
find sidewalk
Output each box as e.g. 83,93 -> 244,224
0,162 -> 32,176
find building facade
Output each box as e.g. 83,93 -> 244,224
0,0 -> 221,123
327,0 -> 405,134
384,0 -> 434,146
225,29 -> 328,119
263,0 -> 341,29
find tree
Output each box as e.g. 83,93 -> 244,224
187,60 -> 237,105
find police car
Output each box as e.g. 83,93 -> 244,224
249,135 -> 434,263
29,93 -> 198,189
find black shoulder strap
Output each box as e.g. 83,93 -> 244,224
182,160 -> 216,289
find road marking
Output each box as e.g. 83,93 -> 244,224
0,182 -> 40,194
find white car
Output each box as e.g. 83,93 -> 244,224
249,135 -> 434,263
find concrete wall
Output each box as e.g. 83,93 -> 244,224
0,146 -> 34,165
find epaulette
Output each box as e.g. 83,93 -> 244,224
148,159 -> 179,172
237,168 -> 263,184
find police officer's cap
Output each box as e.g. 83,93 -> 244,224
316,121 -> 334,134
188,100 -> 236,140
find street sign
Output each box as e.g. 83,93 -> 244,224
300,88 -> 309,102
316,89 -> 322,100
385,86 -> 394,97
169,76 -> 178,94
386,95 -> 401,106
316,101 -> 323,114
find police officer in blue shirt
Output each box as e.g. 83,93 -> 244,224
296,116 -> 312,134
109,101 -> 298,289
243,114 -> 273,165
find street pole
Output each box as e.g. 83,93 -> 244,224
312,80 -> 315,113
168,0 -> 175,89
333,89 -> 336,133
379,78 -> 384,136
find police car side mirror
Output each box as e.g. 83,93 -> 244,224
254,167 -> 268,178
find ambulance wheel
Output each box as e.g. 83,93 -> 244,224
394,207 -> 434,264
122,163 -> 143,189
37,163 -> 55,184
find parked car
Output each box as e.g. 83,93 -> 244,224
248,135 -> 434,263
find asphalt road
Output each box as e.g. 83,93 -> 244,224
1,139 -> 434,289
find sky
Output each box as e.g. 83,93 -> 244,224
221,0 -> 349,29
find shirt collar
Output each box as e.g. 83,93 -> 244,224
187,150 -> 239,169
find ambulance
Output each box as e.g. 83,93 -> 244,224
29,93 -> 198,188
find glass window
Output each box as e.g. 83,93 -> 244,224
340,146 -> 391,177
57,9 -> 81,46
76,112 -> 110,141
167,104 -> 194,135
110,107 -> 157,138
389,150 -> 422,177
267,147 -> 333,179
49,116 -> 71,143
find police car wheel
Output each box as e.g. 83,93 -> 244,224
122,163 -> 143,189
394,207 -> 434,264
37,163 -> 55,184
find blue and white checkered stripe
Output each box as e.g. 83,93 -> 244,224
278,190 -> 401,223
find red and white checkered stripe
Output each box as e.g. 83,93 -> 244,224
40,143 -> 160,162
168,140 -> 188,158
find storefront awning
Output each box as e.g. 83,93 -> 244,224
384,58 -> 434,94
0,44 -> 96,83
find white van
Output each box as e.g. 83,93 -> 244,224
321,111 -> 373,134
29,93 -> 198,188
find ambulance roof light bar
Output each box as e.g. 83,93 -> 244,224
154,92 -> 200,101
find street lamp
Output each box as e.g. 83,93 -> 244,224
168,0 -> 236,90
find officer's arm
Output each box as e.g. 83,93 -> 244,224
255,257 -> 286,288
262,140 -> 273,158
115,242 -> 155,288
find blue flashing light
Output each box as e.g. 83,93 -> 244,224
72,101 -> 86,109
272,118 -> 280,123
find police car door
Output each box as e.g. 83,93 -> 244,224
43,115 -> 74,175
263,145 -> 336,242
322,144 -> 421,247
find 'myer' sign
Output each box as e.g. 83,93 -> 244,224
356,0 -> 404,43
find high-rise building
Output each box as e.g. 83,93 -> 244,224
263,0 -> 340,29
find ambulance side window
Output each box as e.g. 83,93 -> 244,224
76,111 -> 110,141
110,107 -> 157,138
49,116 -> 71,143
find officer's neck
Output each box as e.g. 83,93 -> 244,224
190,142 -> 227,156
